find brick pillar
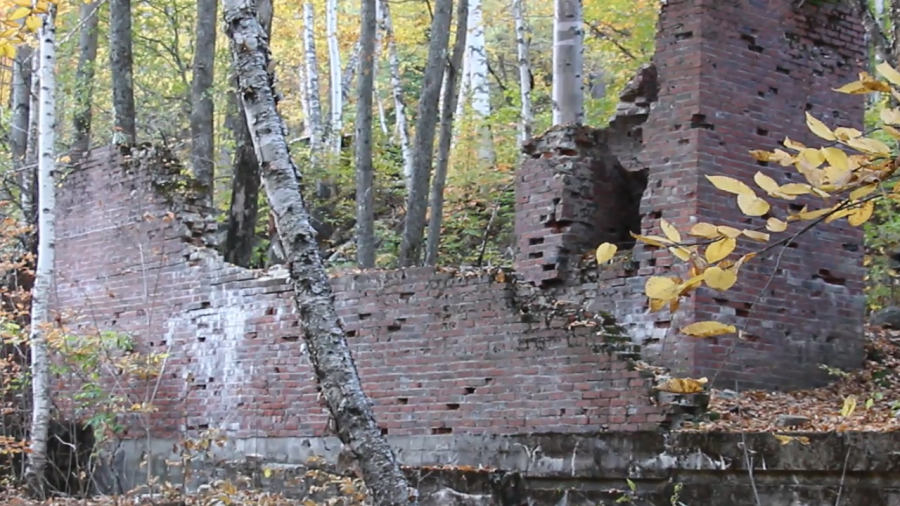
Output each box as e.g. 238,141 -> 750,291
639,0 -> 867,388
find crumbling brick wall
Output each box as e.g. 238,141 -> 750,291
515,0 -> 867,389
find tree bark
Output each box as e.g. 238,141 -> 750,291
397,0 -> 454,266
224,0 -> 274,268
221,2 -> 414,505
378,0 -> 412,184
425,0 -> 468,266
465,0 -> 495,165
72,0 -> 100,159
303,2 -> 324,152
25,6 -> 57,499
356,0 -> 377,268
23,47 -> 40,234
326,0 -> 342,156
11,45 -> 32,212
552,0 -> 583,125
513,0 -> 533,144
190,0 -> 219,203
110,0 -> 137,143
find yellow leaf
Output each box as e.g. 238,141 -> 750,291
779,183 -> 814,196
772,434 -> 809,445
797,205 -> 836,221
766,217 -> 787,232
648,298 -> 667,312
825,207 -> 855,224
717,226 -> 742,238
737,193 -> 771,216
24,14 -> 40,32
841,394 -> 857,418
849,184 -> 877,201
630,232 -> 673,248
264,467 -> 272,478
689,222 -> 720,239
883,124 -> 900,142
10,7 -> 30,20
821,147 -> 849,172
833,81 -> 869,94
742,230 -> 770,242
669,246 -> 692,262
660,219 -> 681,243
0,43 -> 14,59
645,277 -> 680,301
881,107 -> 900,125
834,127 -> 863,141
799,148 -> 825,168
706,175 -> 754,195
656,377 -> 708,394
595,242 -> 617,264
848,200 -> 875,227
783,137 -> 807,151
704,266 -> 738,291
705,238 -> 736,264
681,321 -> 737,337
753,172 -> 780,194
846,136 -> 891,155
678,273 -> 706,293
861,71 -> 893,92
749,150 -> 773,162
876,62 -> 900,86
11,0 -> 33,7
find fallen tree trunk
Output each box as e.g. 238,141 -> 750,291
220,2 -> 415,506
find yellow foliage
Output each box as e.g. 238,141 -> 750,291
645,276 -> 679,301
680,321 -> 736,338
656,377 -> 708,394
595,242 -> 617,264
705,237 -> 736,264
704,266 -> 737,291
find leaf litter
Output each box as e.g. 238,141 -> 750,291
681,326 -> 900,432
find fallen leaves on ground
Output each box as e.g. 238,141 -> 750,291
682,326 -> 900,432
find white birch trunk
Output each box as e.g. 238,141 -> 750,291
466,0 -> 494,165
378,0 -> 412,184
303,2 -> 324,151
326,0 -> 342,156
25,6 -> 57,498
298,60 -> 311,137
22,47 -> 40,229
513,0 -> 533,144
552,0 -> 583,125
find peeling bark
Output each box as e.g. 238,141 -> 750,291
25,6 -> 57,499
398,0 -> 454,266
71,0 -> 100,158
425,0 -> 468,266
513,0 -> 533,143
222,2 -> 414,505
190,0 -> 219,202
23,47 -> 40,233
110,0 -> 137,143
356,0 -> 377,268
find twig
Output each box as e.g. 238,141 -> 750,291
476,183 -> 513,267
737,382 -> 762,506
835,445 -> 851,506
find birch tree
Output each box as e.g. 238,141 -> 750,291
552,0 -> 583,125
425,0 -> 468,266
71,0 -> 100,158
222,1 -> 414,504
303,2 -> 324,152
398,0 -> 454,267
465,0 -> 495,164
513,0 -> 533,143
356,0 -> 377,268
224,0 -> 274,268
24,4 -> 57,497
23,47 -> 40,234
110,0 -> 137,143
10,45 -> 32,201
378,0 -> 412,184
190,0 -> 219,203
325,0 -> 342,155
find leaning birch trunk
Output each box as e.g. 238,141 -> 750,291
222,2 -> 415,505
378,0 -> 412,184
303,2 -> 324,152
551,0 -> 583,125
397,0 -> 454,266
355,0 -> 377,268
425,0 -> 468,266
340,40 -> 362,105
71,0 -> 100,159
25,6 -> 57,498
513,0 -> 533,144
326,0 -> 342,156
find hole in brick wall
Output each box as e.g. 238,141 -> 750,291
265,307 -> 275,316
528,251 -> 544,259
813,69 -> 823,77
292,320 -> 299,327
283,335 -> 300,341
776,66 -> 790,75
814,269 -> 846,286
446,403 -> 460,410
787,242 -> 799,249
650,211 -> 662,220
432,427 -> 453,435
559,409 -> 566,415
529,237 -> 544,246
675,30 -> 693,40
678,138 -> 690,145
539,214 -> 548,222
769,86 -> 778,95
756,160 -> 769,167
387,323 -> 402,332
832,110 -> 840,118
654,321 -> 670,329
485,377 -> 493,384
274,367 -> 280,373
806,103 -> 814,111
714,297 -> 728,305
647,258 -> 656,267
359,313 -> 372,320
789,203 -> 804,212
193,384 -> 206,390
400,292 -> 415,300
464,387 -> 476,395
756,127 -> 768,136
842,243 -> 860,252
736,303 -> 752,318
542,263 -> 556,271
397,397 -> 408,404
540,279 -> 565,289
381,428 -> 389,435
346,330 -> 357,337
740,34 -> 763,52
689,114 -> 714,130
198,336 -> 206,343
397,318 -> 407,323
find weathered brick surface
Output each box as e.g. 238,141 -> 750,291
515,0 -> 867,389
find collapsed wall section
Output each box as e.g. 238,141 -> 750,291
53,146 -> 666,439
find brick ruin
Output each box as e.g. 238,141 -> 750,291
51,0 -> 866,464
